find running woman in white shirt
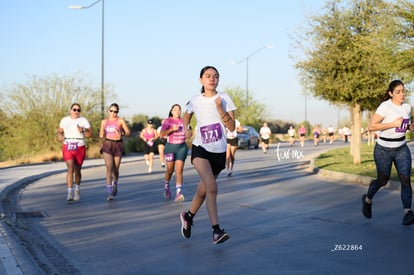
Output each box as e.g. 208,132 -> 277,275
226,119 -> 242,176
180,66 -> 236,245
362,80 -> 414,225
259,122 -> 272,153
57,103 -> 92,202
288,126 -> 296,146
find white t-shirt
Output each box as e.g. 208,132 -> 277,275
342,127 -> 351,136
186,92 -> 236,153
376,99 -> 411,148
226,119 -> 241,139
260,126 -> 272,139
59,116 -> 91,146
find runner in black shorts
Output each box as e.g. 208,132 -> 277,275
191,145 -> 226,176
157,120 -> 167,168
225,119 -> 242,176
180,66 -> 236,245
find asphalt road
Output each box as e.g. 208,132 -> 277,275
2,140 -> 414,275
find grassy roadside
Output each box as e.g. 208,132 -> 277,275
0,144 -> 103,168
314,143 -> 411,182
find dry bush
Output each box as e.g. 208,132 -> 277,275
0,144 -> 103,168
87,143 -> 104,159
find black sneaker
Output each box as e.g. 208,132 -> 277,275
361,194 -> 372,219
402,210 -> 414,225
213,228 -> 230,244
180,211 -> 193,239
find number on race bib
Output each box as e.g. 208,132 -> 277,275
200,123 -> 223,144
165,153 -> 174,162
66,142 -> 78,151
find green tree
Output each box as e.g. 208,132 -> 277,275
224,86 -> 267,126
396,0 -> 414,76
126,114 -> 165,153
0,109 -> 9,160
294,0 -> 413,164
130,114 -> 149,132
0,73 -> 114,160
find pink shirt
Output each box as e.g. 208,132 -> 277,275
104,118 -> 122,140
142,128 -> 156,141
161,117 -> 186,144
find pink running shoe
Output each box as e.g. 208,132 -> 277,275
164,186 -> 171,200
174,192 -> 184,202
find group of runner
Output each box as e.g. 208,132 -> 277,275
57,74 -> 414,247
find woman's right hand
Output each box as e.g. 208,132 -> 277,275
171,125 -> 179,132
57,132 -> 64,142
185,128 -> 193,139
393,117 -> 404,128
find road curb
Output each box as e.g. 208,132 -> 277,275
0,155 -> 143,275
308,158 -> 402,191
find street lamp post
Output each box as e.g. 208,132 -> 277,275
69,0 -> 105,119
305,92 -> 308,123
235,45 -> 273,105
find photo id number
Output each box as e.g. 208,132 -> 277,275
331,244 -> 363,252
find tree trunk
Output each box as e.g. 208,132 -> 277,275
351,104 -> 361,165
366,111 -> 375,146
349,106 -> 354,156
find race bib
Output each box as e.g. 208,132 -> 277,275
396,119 -> 409,133
66,142 -> 78,151
200,123 -> 223,144
165,153 -> 174,162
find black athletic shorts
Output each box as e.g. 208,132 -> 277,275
157,137 -> 167,146
227,137 -> 238,147
261,138 -> 270,144
191,145 -> 225,176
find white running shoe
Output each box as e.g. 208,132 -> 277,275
107,193 -> 114,201
67,191 -> 74,202
74,189 -> 80,201
174,192 -> 185,202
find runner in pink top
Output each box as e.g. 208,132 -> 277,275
298,124 -> 307,147
140,119 -> 158,173
160,104 -> 188,202
103,118 -> 123,140
99,103 -> 130,201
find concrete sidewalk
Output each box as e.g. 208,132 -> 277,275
0,155 -> 143,275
